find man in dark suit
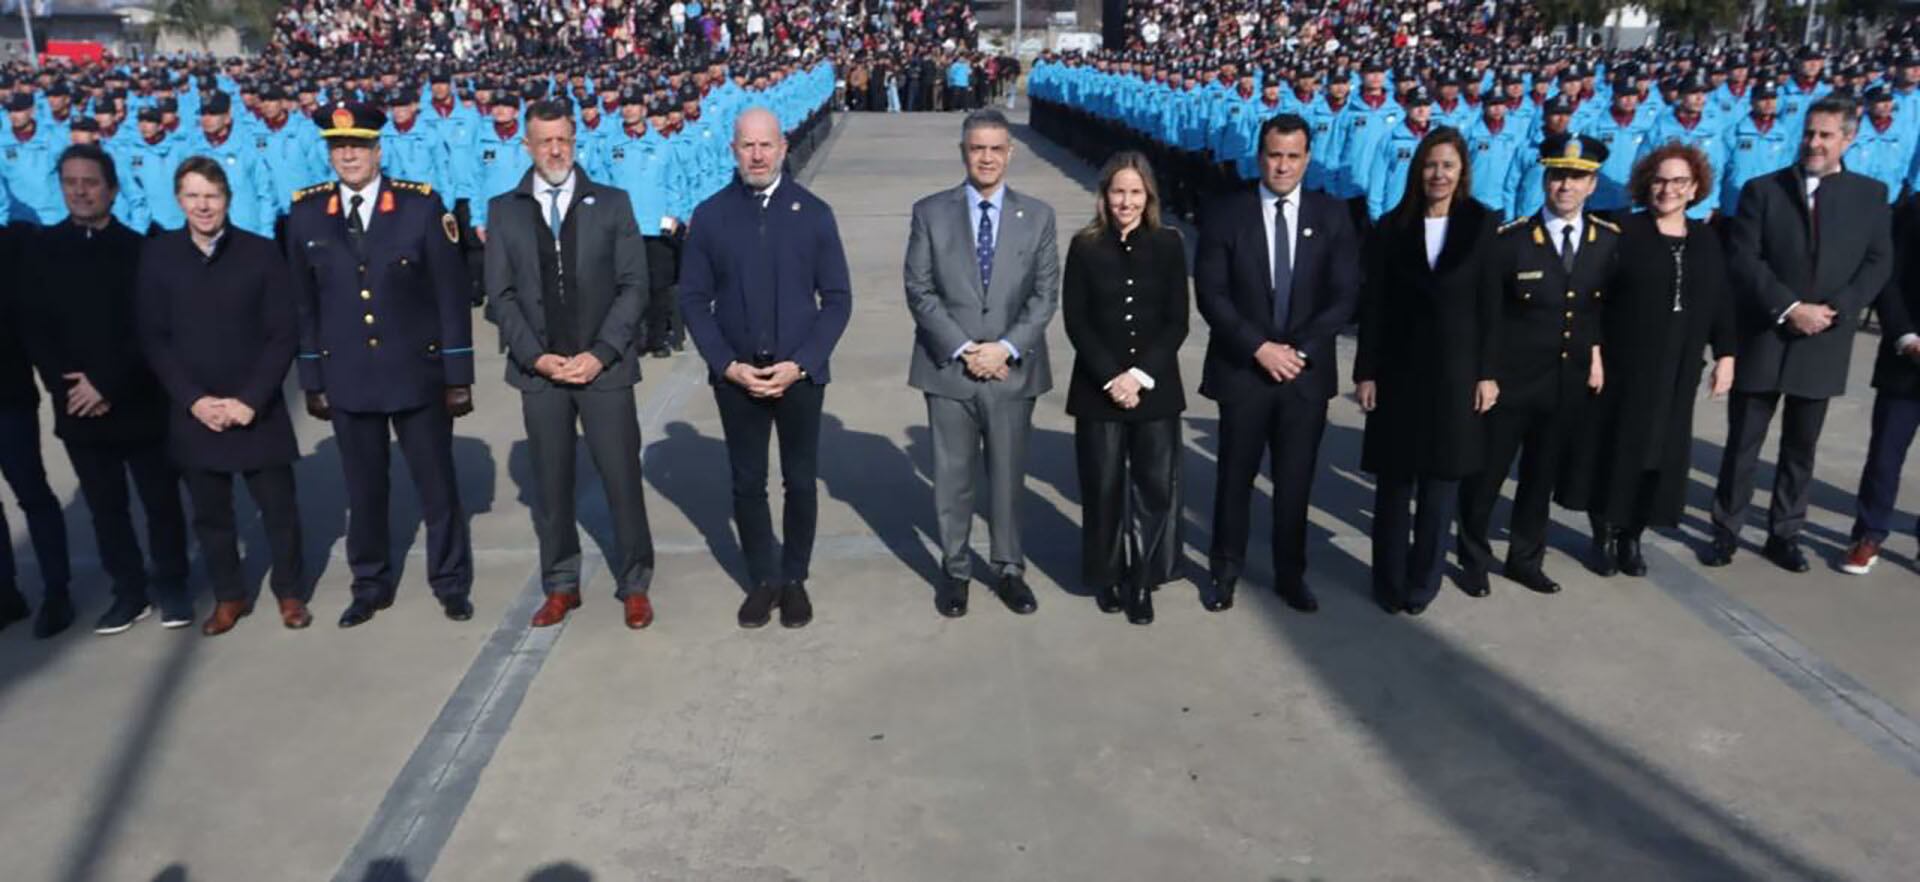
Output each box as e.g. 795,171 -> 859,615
904,109 -> 1060,618
485,99 -> 657,630
287,102 -> 478,628
1712,96 -> 1894,571
1842,196 -> 1920,575
1195,112 -> 1361,614
1458,134 -> 1618,596
679,107 -> 852,629
0,189 -> 73,637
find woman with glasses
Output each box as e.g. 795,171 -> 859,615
1579,143 -> 1735,577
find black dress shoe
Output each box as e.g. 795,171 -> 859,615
1202,575 -> 1236,612
1124,584 -> 1154,625
1372,587 -> 1402,615
1275,582 -> 1319,613
1762,538 -> 1812,573
1589,535 -> 1619,577
1702,533 -> 1737,567
1403,600 -> 1429,616
1504,564 -> 1562,594
1093,585 -> 1122,614
738,583 -> 780,629
1457,567 -> 1491,598
0,589 -> 27,632
33,591 -> 74,639
441,597 -> 474,622
338,600 -> 380,628
779,581 -> 813,628
1615,534 -> 1649,577
993,575 -> 1038,614
935,578 -> 968,618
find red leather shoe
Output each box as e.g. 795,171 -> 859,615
278,598 -> 313,630
202,600 -> 252,636
623,595 -> 654,630
530,593 -> 582,627
1842,539 -> 1880,575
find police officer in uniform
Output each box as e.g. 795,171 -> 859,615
286,103 -> 478,628
1457,133 -> 1619,596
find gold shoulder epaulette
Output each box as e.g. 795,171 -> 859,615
389,179 -> 433,196
1588,215 -> 1621,234
292,183 -> 332,203
1497,217 -> 1530,235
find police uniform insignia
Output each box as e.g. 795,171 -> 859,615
482,148 -> 496,161
378,191 -> 396,214
294,182 -> 332,204
1564,140 -> 1582,160
1589,215 -> 1620,234
131,156 -> 143,168
441,212 -> 460,243
256,136 -> 268,150
326,193 -> 340,216
225,155 -> 236,164
1738,139 -> 1753,150
1532,226 -> 1545,246
612,148 -> 625,161
1516,270 -> 1544,280
5,147 -> 16,160
1498,217 -> 1528,234
332,107 -> 355,131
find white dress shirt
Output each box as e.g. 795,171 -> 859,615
1423,217 -> 1449,268
341,175 -> 382,232
1260,183 -> 1299,283
538,170 -> 578,229
753,173 -> 783,208
1542,211 -> 1583,263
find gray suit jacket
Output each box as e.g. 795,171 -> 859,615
904,184 -> 1060,400
484,167 -> 650,393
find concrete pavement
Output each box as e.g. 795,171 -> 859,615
1,108 -> 1919,882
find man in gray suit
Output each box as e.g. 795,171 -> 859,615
485,99 -> 659,631
904,109 -> 1061,618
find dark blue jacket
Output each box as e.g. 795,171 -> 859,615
678,175 -> 852,384
285,178 -> 475,413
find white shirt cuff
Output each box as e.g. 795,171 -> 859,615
1898,333 -> 1920,351
1776,300 -> 1801,324
1128,368 -> 1156,390
999,339 -> 1020,361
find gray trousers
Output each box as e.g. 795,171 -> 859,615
522,385 -> 655,598
927,391 -> 1036,580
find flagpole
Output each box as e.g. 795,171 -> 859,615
18,0 -> 41,70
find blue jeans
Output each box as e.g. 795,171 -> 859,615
1851,391 -> 1920,545
0,406 -> 71,595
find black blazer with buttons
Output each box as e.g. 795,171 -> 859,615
1062,224 -> 1189,421
1488,213 -> 1619,413
1194,186 -> 1361,403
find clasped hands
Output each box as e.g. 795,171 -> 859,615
62,372 -> 111,418
534,352 -> 608,386
724,360 -> 805,399
959,341 -> 1015,381
1783,302 -> 1838,337
1253,342 -> 1307,384
1106,371 -> 1143,409
190,395 -> 257,432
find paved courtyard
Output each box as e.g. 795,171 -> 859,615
2,109 -> 1919,882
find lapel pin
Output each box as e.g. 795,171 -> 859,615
1016,209 -> 1025,218
582,195 -> 596,206
791,201 -> 801,211
1302,227 -> 1314,238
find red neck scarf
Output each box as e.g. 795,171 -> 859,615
1752,114 -> 1775,134
11,123 -> 33,143
1483,117 -> 1504,135
1406,120 -> 1430,137
431,97 -> 456,117
1360,89 -> 1386,109
493,120 -> 518,140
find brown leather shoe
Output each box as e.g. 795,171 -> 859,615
279,598 -> 313,630
530,593 -> 582,628
201,600 -> 252,636
623,595 -> 654,630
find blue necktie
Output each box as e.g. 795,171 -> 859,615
546,188 -> 564,235
1271,198 -> 1292,332
976,199 -> 995,291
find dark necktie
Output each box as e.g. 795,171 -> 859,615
976,199 -> 995,291
347,194 -> 365,248
1271,197 -> 1292,332
1808,183 -> 1820,260
1560,224 -> 1576,273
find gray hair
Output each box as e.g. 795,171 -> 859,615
961,109 -> 1011,140
1806,96 -> 1860,136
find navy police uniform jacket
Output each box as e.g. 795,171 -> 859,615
286,178 -> 475,413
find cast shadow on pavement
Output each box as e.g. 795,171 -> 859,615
146,858 -> 595,881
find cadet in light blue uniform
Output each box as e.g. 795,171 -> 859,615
1465,91 -> 1527,217
573,98 -> 619,176
1366,86 -> 1434,220
1502,95 -> 1578,221
379,88 -> 455,210
2,92 -> 66,225
249,84 -> 329,218
1431,70 -> 1476,131
463,93 -> 530,236
1851,85 -> 1915,204
598,92 -> 686,237
1334,61 -> 1402,202
1777,48 -> 1833,128
1302,70 -> 1355,194
178,92 -> 277,236
125,106 -> 187,232
1718,82 -> 1796,217
1583,79 -> 1654,212
1710,60 -> 1758,122
1639,73 -> 1728,219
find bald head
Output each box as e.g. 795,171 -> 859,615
732,107 -> 787,189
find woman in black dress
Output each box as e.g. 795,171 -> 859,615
137,156 -> 309,635
1354,127 -> 1501,616
1062,151 -> 1189,625
1580,144 -> 1735,577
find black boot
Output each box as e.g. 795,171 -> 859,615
1615,529 -> 1649,577
34,589 -> 74,639
1589,524 -> 1619,577
1124,583 -> 1154,625
1094,585 -> 1122,614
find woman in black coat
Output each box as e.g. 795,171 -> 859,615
1577,144 -> 1735,577
137,156 -> 309,635
1354,127 -> 1501,616
1062,151 -> 1189,625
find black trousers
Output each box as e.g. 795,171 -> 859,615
1712,391 -> 1830,542
1076,417 -> 1182,589
1373,473 -> 1460,607
641,236 -> 682,349
65,439 -> 188,602
183,465 -> 305,603
332,407 -> 472,603
1210,390 -> 1328,591
522,385 -> 654,598
0,406 -> 70,595
1458,404 -> 1567,574
713,380 -> 822,588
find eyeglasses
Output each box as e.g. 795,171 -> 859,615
1650,176 -> 1696,190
